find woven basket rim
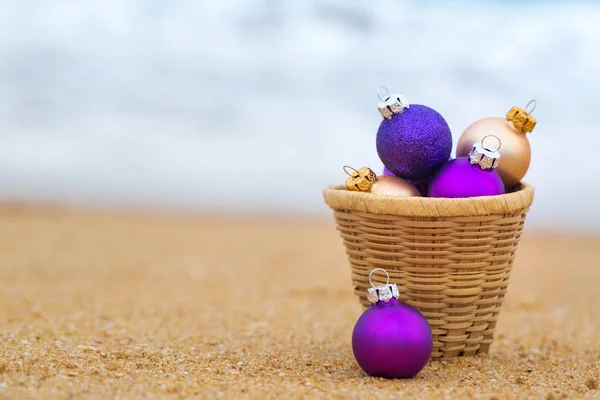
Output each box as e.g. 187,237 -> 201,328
323,182 -> 534,217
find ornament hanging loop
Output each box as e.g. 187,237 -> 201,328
525,99 -> 537,114
506,100 -> 537,134
344,166 -> 377,192
366,268 -> 399,304
469,135 -> 501,170
377,86 -> 410,119
368,268 -> 390,288
377,86 -> 391,102
343,165 -> 359,177
481,134 -> 502,153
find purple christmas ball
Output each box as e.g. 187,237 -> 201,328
383,166 -> 394,176
428,157 -> 505,198
377,105 -> 452,181
352,298 -> 433,379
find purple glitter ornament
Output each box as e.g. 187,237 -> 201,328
352,269 -> 433,379
377,104 -> 452,181
429,137 -> 505,198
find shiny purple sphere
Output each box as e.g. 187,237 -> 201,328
428,157 -> 505,198
352,298 -> 433,379
377,104 -> 452,181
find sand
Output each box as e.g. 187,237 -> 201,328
0,206 -> 599,399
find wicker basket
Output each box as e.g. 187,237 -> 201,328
323,183 -> 534,361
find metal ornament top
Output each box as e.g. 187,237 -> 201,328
506,99 -> 537,134
377,86 -> 410,120
469,134 -> 501,170
366,268 -> 401,304
343,165 -> 377,192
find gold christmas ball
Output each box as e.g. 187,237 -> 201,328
457,117 -> 531,189
370,175 -> 421,197
343,166 -> 420,196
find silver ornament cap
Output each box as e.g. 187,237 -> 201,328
377,86 -> 410,120
469,134 -> 501,170
366,268 -> 400,304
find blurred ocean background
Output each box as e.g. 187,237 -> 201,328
0,0 -> 599,230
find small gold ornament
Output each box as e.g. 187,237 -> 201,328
456,99 -> 537,189
344,166 -> 377,192
343,166 -> 420,197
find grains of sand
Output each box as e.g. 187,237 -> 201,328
0,207 -> 599,399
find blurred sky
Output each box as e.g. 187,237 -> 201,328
0,0 -> 599,231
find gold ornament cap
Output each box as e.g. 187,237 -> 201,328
344,166 -> 377,192
377,86 -> 410,120
506,99 -> 537,134
468,135 -> 501,170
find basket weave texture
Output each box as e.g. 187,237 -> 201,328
324,183 -> 534,360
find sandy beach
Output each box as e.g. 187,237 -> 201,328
0,206 -> 599,399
